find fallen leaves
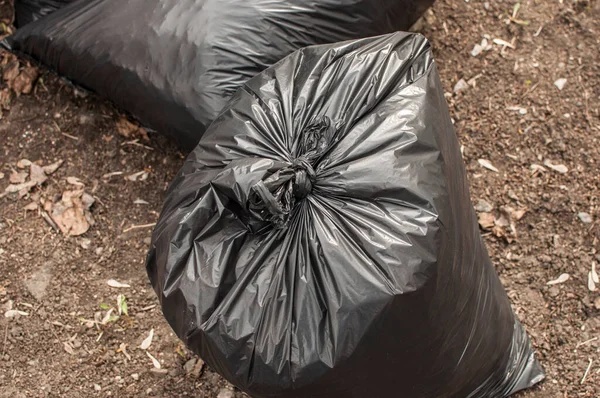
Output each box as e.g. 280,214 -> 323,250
12,65 -> 39,96
543,160 -> 568,174
17,159 -> 31,168
9,171 -> 27,184
588,262 -> 599,292
478,159 -> 499,173
546,273 -> 570,286
30,163 -> 47,185
477,204 -> 527,242
140,329 -> 154,350
116,116 -> 149,141
126,170 -> 149,182
118,343 -> 132,361
66,176 -> 85,187
146,351 -> 161,369
107,279 -> 130,288
48,189 -> 95,236
43,160 -> 64,175
3,159 -> 62,198
471,37 -> 492,57
4,309 -> 28,318
2,54 -> 39,97
478,212 -> 495,230
492,38 -> 515,49
63,342 -> 75,355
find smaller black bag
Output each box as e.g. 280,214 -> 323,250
4,0 -> 434,150
14,0 -> 76,27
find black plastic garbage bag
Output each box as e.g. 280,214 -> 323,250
13,0 -> 76,27
146,32 -> 544,398
3,0 -> 434,151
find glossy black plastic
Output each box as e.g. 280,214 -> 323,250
146,32 -> 544,398
5,0 -> 434,150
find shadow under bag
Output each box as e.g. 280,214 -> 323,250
146,32 -> 544,397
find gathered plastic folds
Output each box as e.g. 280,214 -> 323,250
3,0 -> 434,150
146,32 -> 544,397
13,0 -> 76,27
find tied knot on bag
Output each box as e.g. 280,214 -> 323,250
248,116 -> 341,228
248,157 -> 316,228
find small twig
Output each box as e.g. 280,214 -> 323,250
121,139 -> 153,150
576,336 -> 598,348
521,82 -> 540,99
40,210 -> 60,232
581,359 -> 593,384
61,132 -> 79,141
102,171 -> 124,180
534,24 -> 544,37
139,304 -> 157,312
2,323 -> 8,356
123,223 -> 157,233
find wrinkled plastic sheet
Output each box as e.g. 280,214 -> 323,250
4,0 -> 434,150
13,0 -> 76,27
146,32 -> 544,398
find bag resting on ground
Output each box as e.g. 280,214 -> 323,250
146,32 -> 544,398
5,0 -> 434,150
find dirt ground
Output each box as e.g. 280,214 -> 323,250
0,0 -> 599,397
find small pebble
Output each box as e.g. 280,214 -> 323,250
217,389 -> 235,398
131,373 -> 140,381
578,212 -> 593,224
554,78 -> 567,91
183,358 -> 197,373
548,286 -> 560,297
453,79 -> 468,93
474,199 -> 494,213
150,368 -> 169,377
93,384 -> 101,391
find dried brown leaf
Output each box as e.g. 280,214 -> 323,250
478,159 -> 499,173
50,190 -> 94,236
66,176 -> 85,186
9,171 -> 27,184
0,88 -> 11,109
126,170 -> 149,182
107,279 -> 130,288
495,215 -> 510,227
478,212 -> 495,230
546,273 -> 569,285
63,342 -> 75,355
24,202 -> 38,211
5,180 -> 36,194
12,66 -> 39,96
43,160 -> 64,175
30,163 -> 47,185
16,159 -> 31,169
2,60 -> 19,84
116,116 -> 139,138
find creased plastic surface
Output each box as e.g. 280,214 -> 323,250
146,32 -> 544,397
3,0 -> 434,150
13,0 -> 76,27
